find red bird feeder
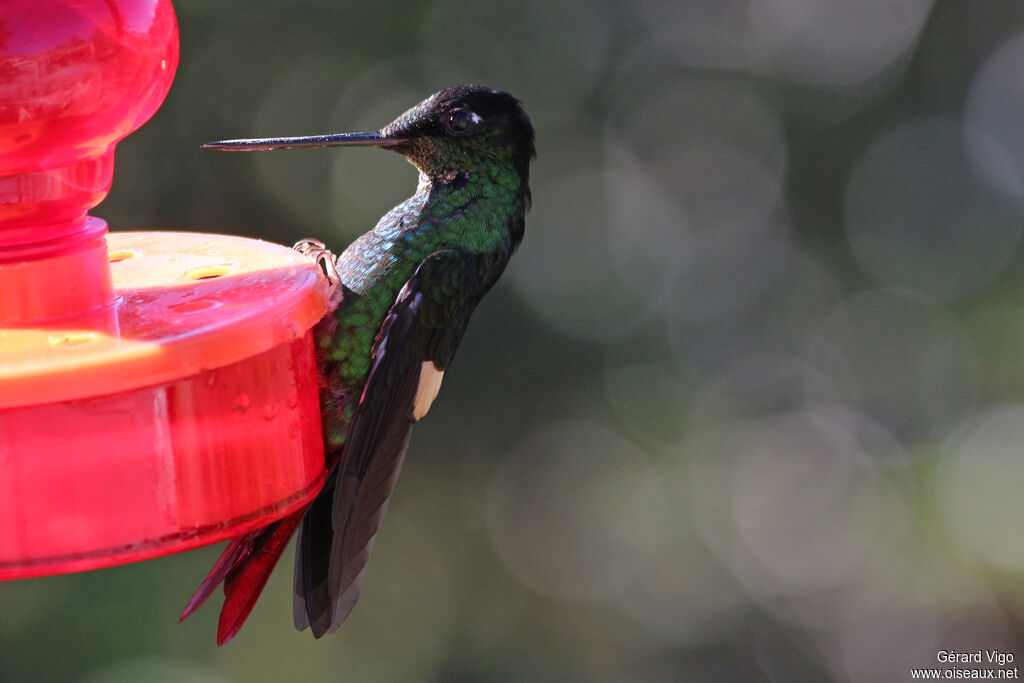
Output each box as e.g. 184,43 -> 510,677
0,0 -> 328,580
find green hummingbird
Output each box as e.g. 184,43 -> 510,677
180,85 -> 535,644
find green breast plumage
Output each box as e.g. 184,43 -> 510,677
320,168 -> 522,446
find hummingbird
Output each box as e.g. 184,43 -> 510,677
180,85 -> 534,645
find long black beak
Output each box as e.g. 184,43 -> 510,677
202,131 -> 403,151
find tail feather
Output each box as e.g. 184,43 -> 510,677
180,509 -> 306,646
180,531 -> 259,621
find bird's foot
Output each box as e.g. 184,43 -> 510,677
294,238 -> 341,290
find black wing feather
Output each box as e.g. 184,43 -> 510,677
293,248 -> 508,635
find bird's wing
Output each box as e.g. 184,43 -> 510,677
294,248 -> 508,637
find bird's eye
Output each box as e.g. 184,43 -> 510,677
446,109 -> 476,133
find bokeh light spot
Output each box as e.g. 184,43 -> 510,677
486,421 -> 670,602
747,0 -> 934,88
804,289 -> 979,440
729,410 -> 884,592
845,118 -> 1024,299
967,30 -> 1024,191
936,405 -> 1024,570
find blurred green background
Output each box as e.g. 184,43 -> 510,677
7,0 -> 1024,680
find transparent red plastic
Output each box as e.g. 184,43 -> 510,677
0,1 -> 328,580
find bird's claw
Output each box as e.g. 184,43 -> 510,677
294,238 -> 341,290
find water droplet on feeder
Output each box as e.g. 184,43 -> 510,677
233,393 -> 250,413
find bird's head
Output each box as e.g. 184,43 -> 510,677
380,85 -> 535,186
205,85 -> 535,189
